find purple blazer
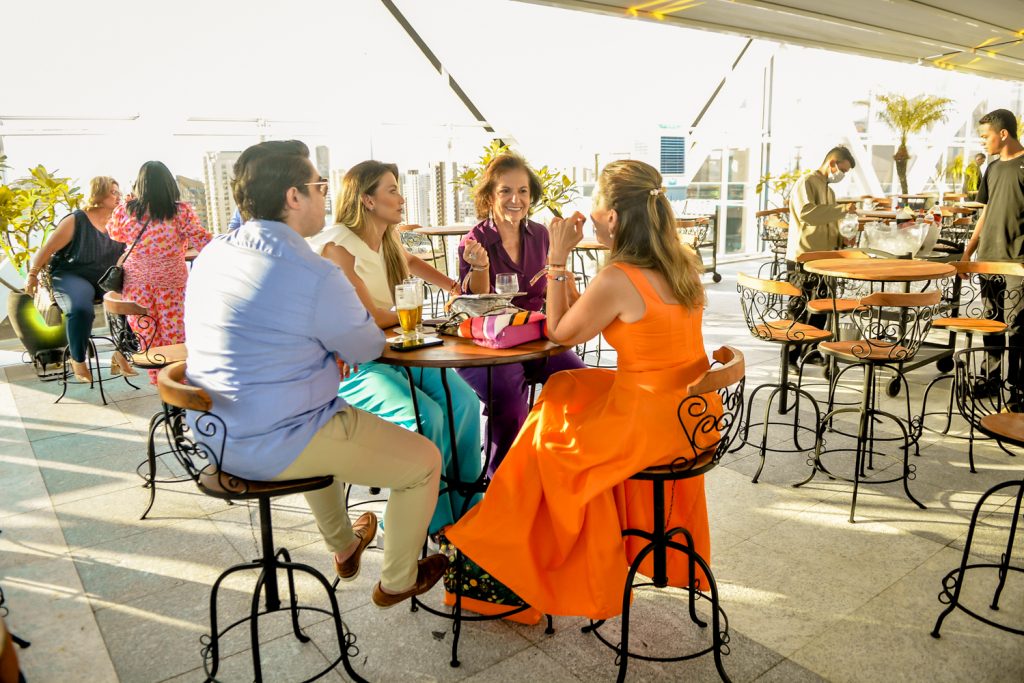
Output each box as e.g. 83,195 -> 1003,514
457,218 -> 549,312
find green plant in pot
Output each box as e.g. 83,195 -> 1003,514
875,93 -> 952,195
756,168 -> 811,208
0,155 -> 82,370
454,140 -> 579,217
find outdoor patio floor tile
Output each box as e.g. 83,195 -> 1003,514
1,554 -> 118,683
304,594 -> 535,681
789,546 -> 1024,683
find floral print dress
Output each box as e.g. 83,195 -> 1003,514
107,202 -> 211,381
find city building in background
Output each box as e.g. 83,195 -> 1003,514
400,169 -> 433,226
202,151 -> 240,234
315,145 -> 332,216
175,175 -> 208,229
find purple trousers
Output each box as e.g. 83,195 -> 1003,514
457,349 -> 586,476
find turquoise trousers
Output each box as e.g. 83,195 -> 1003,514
339,361 -> 482,533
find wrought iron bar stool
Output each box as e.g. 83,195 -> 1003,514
754,208 -> 789,280
950,346 -> 1024,467
797,290 -> 942,522
582,346 -> 745,683
932,399 -> 1024,640
55,292 -> 148,405
157,361 -> 365,683
133,342 -> 190,519
920,261 -> 1024,464
793,249 -> 871,373
734,273 -> 829,482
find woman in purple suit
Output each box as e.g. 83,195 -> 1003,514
457,153 -> 586,474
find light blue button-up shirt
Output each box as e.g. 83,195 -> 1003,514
184,219 -> 385,480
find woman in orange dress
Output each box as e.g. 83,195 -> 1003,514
447,160 -> 714,620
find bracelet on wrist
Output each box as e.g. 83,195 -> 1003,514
546,273 -> 568,282
471,264 -> 489,271
547,262 -> 566,268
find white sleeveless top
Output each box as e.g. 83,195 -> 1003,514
308,224 -> 392,310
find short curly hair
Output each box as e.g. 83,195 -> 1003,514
83,176 -> 119,210
473,153 -> 543,220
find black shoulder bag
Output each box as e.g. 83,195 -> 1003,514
99,219 -> 151,293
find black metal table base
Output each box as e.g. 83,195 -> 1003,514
933,478 -> 1024,638
798,361 -> 926,522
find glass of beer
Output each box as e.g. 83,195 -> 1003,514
395,283 -> 423,341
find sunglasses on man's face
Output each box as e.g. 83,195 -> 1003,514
304,178 -> 330,196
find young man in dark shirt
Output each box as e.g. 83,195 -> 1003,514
962,108 -> 1024,405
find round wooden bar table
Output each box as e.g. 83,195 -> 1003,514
376,335 -> 566,666
802,257 -> 955,282
802,257 -> 956,379
413,224 -> 473,278
933,411 -> 1024,639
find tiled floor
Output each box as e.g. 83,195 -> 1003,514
2,260 -> 1023,682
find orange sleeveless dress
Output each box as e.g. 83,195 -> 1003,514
447,263 -> 713,620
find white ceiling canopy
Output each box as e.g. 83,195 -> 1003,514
514,0 -> 1024,82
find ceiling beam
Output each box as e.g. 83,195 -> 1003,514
511,0 -> 1024,81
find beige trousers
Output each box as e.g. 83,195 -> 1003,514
274,406 -> 440,591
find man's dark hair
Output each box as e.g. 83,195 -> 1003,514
975,152 -> 987,162
232,140 -> 312,222
129,161 -> 180,221
979,109 -> 1018,140
823,146 -> 856,169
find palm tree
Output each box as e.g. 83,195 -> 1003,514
876,94 -> 952,194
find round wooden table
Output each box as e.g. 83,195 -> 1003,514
378,336 -> 564,369
412,224 -> 474,281
377,334 -> 566,656
413,224 -> 474,237
802,258 -> 955,282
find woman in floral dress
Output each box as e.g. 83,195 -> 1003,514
107,161 -> 212,382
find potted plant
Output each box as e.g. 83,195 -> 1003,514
756,168 -> 811,208
875,93 -> 952,195
454,140 -> 579,217
0,155 -> 82,372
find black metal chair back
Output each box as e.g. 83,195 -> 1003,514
841,290 -> 943,362
737,272 -> 817,342
633,346 -> 745,481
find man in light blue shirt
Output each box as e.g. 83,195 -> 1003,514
185,140 -> 446,607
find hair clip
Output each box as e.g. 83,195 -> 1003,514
649,187 -> 664,196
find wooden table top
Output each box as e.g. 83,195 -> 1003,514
575,240 -> 608,250
979,412 -> 1024,448
802,258 -> 956,281
857,210 -> 900,219
414,224 -> 474,237
185,248 -> 199,262
378,336 -> 566,369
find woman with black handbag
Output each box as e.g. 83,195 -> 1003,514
25,176 -> 126,382
107,161 -> 211,383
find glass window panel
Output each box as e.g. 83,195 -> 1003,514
727,184 -> 746,200
872,145 -> 895,185
725,206 -> 745,254
728,149 -> 749,182
692,153 -> 722,183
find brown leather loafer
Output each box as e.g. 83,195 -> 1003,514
371,554 -> 448,609
334,512 -> 378,582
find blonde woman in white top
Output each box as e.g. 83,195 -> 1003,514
309,161 -> 481,535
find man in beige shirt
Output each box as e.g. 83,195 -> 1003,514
785,146 -> 857,364
786,146 -> 858,263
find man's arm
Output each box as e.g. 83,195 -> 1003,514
311,268 -> 385,365
792,178 -> 849,226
